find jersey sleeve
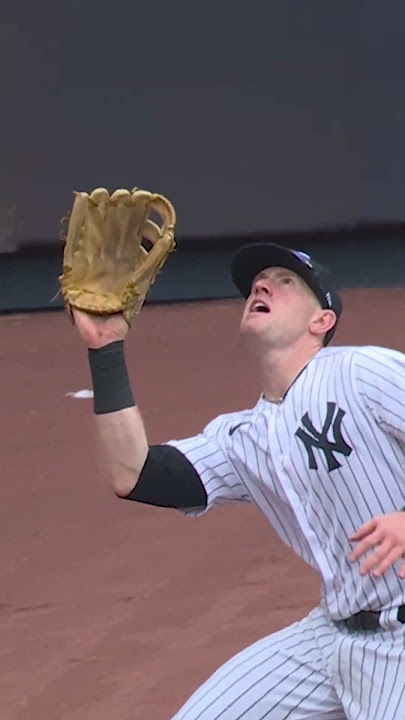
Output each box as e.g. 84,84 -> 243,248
166,414 -> 252,516
353,347 -> 405,442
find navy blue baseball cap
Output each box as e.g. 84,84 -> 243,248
230,243 -> 342,345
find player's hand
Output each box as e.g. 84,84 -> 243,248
349,512 -> 405,578
72,308 -> 129,349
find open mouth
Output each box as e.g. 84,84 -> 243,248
250,300 -> 270,314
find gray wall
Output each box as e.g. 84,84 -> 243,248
1,0 -> 404,250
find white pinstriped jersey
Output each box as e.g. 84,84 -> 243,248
168,345 -> 405,621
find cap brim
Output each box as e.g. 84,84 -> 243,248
230,243 -> 322,301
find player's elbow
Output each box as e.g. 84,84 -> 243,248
113,483 -> 133,499
109,454 -> 147,499
111,471 -> 140,499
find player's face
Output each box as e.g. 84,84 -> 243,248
240,266 -> 326,348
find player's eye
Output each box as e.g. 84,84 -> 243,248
280,276 -> 294,285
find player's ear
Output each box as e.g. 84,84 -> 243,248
309,309 -> 336,340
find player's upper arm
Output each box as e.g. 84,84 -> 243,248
353,347 -> 405,442
166,413 -> 252,515
124,414 -> 251,515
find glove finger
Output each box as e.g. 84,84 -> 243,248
87,188 -> 113,257
142,218 -> 161,246
110,189 -> 131,204
62,192 -> 89,266
89,188 -> 110,204
132,230 -> 175,286
109,189 -> 136,258
123,190 -> 154,259
149,194 -> 176,236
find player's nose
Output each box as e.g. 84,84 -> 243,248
254,278 -> 272,296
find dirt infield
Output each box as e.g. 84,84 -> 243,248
1,289 -> 405,720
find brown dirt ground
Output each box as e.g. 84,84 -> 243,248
1,288 -> 405,720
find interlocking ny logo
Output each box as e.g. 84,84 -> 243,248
295,402 -> 352,472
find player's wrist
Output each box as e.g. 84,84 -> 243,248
88,341 -> 135,414
87,337 -> 127,350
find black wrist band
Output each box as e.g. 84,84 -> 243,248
88,341 -> 135,415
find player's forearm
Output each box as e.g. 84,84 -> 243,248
95,406 -> 148,496
88,340 -> 147,496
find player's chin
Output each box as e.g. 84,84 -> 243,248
240,313 -> 269,335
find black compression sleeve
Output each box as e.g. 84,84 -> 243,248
124,445 -> 207,511
88,341 -> 134,414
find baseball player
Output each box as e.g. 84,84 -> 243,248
74,242 -> 405,719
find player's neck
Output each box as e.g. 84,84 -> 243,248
258,344 -> 321,404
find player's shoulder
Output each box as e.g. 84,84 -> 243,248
316,344 -> 405,363
316,344 -> 405,375
350,346 -> 405,388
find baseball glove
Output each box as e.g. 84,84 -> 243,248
58,187 -> 176,325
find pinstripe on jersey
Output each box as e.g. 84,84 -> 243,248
168,345 -> 405,621
172,605 -> 405,720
